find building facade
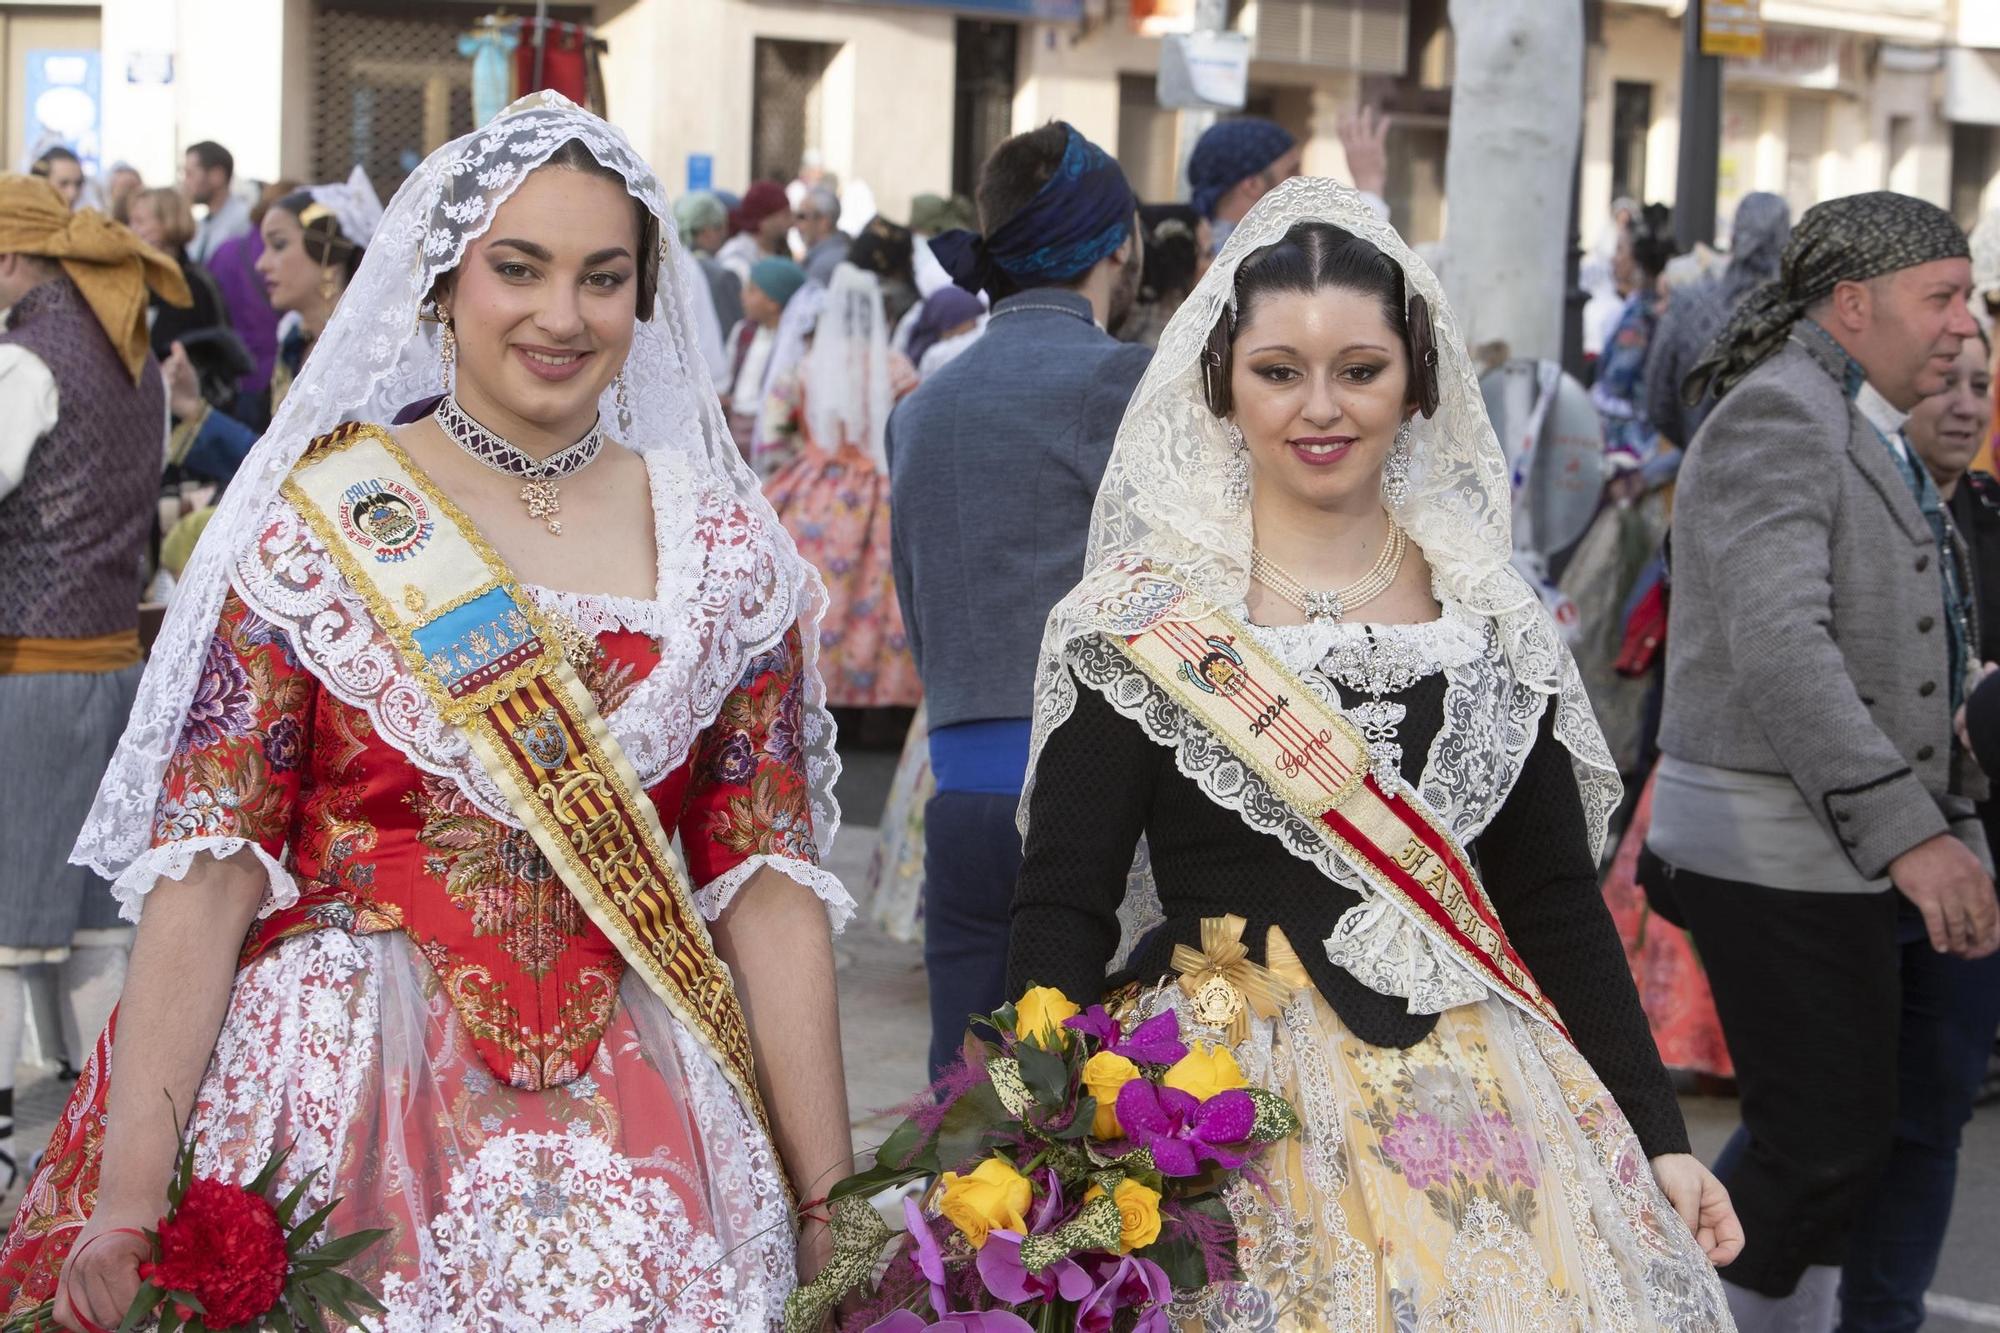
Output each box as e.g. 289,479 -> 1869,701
0,0 -> 1992,247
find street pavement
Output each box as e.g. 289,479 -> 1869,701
9,738 -> 1999,1328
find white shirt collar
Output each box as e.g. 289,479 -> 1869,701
1855,381 -> 1910,456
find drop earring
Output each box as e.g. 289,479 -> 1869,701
438,312 -> 457,393
614,371 -> 632,437
1223,420 -> 1250,512
1383,420 -> 1413,508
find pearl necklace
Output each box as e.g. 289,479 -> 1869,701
432,395 -> 604,535
1251,522 -> 1407,623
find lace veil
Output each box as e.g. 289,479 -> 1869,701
75,92 -> 839,883
802,262 -> 893,472
1025,178 -> 1620,858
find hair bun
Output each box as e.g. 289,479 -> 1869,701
1406,292 -> 1441,418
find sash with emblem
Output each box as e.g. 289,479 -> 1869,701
281,423 -> 773,1132
1108,608 -> 1571,1041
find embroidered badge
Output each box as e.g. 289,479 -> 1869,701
1178,635 -> 1246,696
338,478 -> 434,562
514,706 -> 569,769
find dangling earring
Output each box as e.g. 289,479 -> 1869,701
1223,419 -> 1250,512
1383,420 -> 1413,508
614,371 -> 632,437
438,312 -> 457,393
318,264 -> 338,305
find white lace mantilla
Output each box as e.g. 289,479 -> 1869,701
1073,595 -> 1551,1017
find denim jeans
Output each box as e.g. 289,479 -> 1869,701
1838,898 -> 2000,1332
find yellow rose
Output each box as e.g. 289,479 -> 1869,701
1083,1178 -> 1164,1253
935,1155 -> 1032,1250
1080,1051 -> 1142,1139
1013,985 -> 1080,1047
1163,1042 -> 1249,1102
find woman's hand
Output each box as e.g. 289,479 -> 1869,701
1650,1152 -> 1744,1266
53,1206 -> 155,1332
164,342 -> 204,421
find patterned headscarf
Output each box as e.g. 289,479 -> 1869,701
1686,191 -> 1968,404
929,123 -> 1136,298
1187,117 -> 1296,220
0,174 -> 189,380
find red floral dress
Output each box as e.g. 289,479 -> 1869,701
1,580 -> 838,1329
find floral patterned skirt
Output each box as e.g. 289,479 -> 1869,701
763,442 -> 921,709
861,704 -> 933,943
0,929 -> 795,1331
1129,977 -> 1734,1331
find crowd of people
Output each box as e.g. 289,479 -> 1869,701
0,83 -> 1995,1333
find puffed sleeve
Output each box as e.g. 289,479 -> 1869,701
1007,661 -> 1161,1004
1476,710 -> 1689,1158
680,624 -> 854,929
122,588 -> 315,920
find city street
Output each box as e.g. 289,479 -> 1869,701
10,738 -> 2000,1329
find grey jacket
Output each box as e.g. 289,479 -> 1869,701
1657,327 -> 1975,884
887,290 -> 1152,729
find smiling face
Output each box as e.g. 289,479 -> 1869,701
1229,283 -> 1413,515
438,164 -> 642,443
1906,334 -> 1994,491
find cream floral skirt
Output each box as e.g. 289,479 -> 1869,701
1128,965 -> 1735,1331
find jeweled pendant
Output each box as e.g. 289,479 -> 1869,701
1305,591 -> 1345,622
520,479 -> 563,535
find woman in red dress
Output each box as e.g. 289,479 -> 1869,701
2,95 -> 854,1331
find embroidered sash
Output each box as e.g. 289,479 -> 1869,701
1109,609 -> 1571,1041
282,423 -> 771,1131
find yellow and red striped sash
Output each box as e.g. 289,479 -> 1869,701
282,422 -> 770,1132
1111,611 -> 1570,1040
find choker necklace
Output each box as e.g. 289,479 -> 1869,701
1252,521 -> 1407,623
432,395 -> 604,535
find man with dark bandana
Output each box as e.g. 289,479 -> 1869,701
1649,191 -> 1998,1331
888,123 -> 1147,1079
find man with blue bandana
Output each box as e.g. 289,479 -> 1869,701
888,122 -> 1149,1078
1189,110 -> 1391,255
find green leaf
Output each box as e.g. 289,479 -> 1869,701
295,1293 -> 330,1333
932,1081 -> 1008,1171
274,1167 -> 324,1229
117,1282 -> 167,1333
246,1143 -> 294,1198
298,1227 -> 388,1266
157,1303 -> 182,1333
872,1114 -> 930,1173
1013,1040 -> 1068,1108
285,1199 -> 340,1255
1140,1228 -> 1209,1289
1048,1094 -> 1098,1141
825,1158 -> 928,1205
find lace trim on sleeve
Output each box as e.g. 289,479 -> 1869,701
692,854 -> 855,933
111,836 -> 301,924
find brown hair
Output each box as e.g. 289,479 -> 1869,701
132,187 -> 197,250
1201,221 -> 1439,419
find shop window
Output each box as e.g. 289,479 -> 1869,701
1611,80 -> 1650,204
953,20 -> 1018,199
752,38 -> 836,187
312,1 -> 590,198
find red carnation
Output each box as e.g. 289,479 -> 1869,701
137,1177 -> 291,1328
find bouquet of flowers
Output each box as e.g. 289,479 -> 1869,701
785,984 -> 1300,1333
5,1129 -> 386,1333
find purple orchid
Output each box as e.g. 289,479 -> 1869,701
975,1229 -> 1094,1307
905,1197 -> 951,1318
1075,1253 -> 1174,1333
1064,1006 -> 1189,1066
1113,1079 -> 1256,1177
865,1313 -> 1037,1333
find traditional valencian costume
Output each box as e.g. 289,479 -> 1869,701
0,96 -> 849,1328
1008,180 -> 1733,1330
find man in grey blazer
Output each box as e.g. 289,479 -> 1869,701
887,122 -> 1148,1078
1649,192 -> 1998,1331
